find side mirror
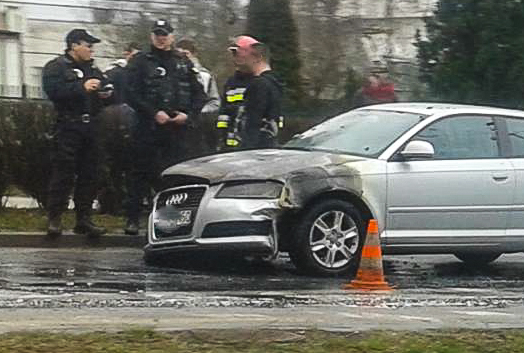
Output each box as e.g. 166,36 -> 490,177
400,140 -> 435,160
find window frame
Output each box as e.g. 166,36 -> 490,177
390,113 -> 505,161
495,115 -> 524,158
0,32 -> 23,98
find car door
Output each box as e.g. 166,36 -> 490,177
385,114 -> 514,251
499,116 -> 524,249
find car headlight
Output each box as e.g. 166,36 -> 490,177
216,181 -> 284,199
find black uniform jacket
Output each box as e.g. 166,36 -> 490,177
125,46 -> 204,128
43,53 -> 110,119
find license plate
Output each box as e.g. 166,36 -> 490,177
154,210 -> 192,233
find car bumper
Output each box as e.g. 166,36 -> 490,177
146,184 -> 281,256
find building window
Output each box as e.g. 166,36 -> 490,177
27,67 -> 44,99
0,34 -> 23,98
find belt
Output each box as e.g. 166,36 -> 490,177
58,113 -> 94,124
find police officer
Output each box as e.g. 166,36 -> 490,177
241,42 -> 283,149
215,36 -> 257,151
43,29 -> 113,237
104,42 -> 141,105
124,19 -> 204,235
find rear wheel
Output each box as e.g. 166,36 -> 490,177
454,252 -> 501,265
289,199 -> 365,276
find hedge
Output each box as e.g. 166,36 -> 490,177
0,100 -> 328,214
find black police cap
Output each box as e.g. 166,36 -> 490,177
152,19 -> 174,35
66,29 -> 101,47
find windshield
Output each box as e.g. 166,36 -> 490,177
285,110 -> 426,157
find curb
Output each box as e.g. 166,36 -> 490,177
0,232 -> 147,248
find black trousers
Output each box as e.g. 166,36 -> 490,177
125,125 -> 187,222
47,121 -> 100,219
97,104 -> 136,214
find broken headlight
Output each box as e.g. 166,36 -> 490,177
216,181 -> 284,199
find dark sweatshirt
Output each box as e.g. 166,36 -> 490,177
242,70 -> 283,148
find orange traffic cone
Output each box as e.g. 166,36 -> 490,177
344,219 -> 392,291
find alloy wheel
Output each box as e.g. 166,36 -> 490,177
308,210 -> 360,269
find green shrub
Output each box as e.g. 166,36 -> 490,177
0,99 -> 335,214
0,101 -> 55,207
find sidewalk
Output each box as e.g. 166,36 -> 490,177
2,305 -> 524,333
0,231 -> 146,248
1,196 -> 78,209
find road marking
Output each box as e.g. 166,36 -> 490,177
452,311 -> 514,317
397,315 -> 441,323
338,313 -> 363,319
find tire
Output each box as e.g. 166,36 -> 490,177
454,252 -> 501,265
289,199 -> 366,276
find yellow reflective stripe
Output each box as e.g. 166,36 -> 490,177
216,121 -> 228,128
226,139 -> 239,146
226,94 -> 244,102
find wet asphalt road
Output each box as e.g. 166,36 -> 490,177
1,248 -> 524,298
2,248 -> 524,332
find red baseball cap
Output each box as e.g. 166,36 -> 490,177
228,36 -> 260,54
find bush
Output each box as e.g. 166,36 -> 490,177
0,101 -> 55,208
0,99 -> 334,214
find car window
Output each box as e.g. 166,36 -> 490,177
504,117 -> 524,157
285,110 -> 426,158
413,115 -> 499,160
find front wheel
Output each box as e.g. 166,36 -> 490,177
454,252 -> 501,265
289,199 -> 365,276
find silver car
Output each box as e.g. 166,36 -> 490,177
145,103 -> 524,276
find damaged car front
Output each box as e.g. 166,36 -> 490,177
147,177 -> 285,257
145,108 -> 427,276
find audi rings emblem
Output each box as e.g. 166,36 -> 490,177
165,193 -> 188,206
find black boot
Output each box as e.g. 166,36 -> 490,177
74,214 -> 106,237
124,219 -> 140,236
47,214 -> 63,237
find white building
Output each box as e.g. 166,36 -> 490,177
0,0 -> 437,101
0,0 -> 197,99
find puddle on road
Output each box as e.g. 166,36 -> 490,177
2,251 -> 524,295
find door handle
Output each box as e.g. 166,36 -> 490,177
492,173 -> 509,182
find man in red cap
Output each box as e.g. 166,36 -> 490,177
215,36 -> 258,150
240,41 -> 284,149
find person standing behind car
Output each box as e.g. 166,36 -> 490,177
97,43 -> 141,215
352,65 -> 398,108
124,19 -> 204,235
215,36 -> 257,151
43,29 -> 114,237
176,38 -> 220,156
176,39 -> 220,115
104,42 -> 141,105
241,42 -> 283,149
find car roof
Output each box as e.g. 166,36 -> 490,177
358,102 -> 524,118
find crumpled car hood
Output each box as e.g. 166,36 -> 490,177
162,149 -> 365,184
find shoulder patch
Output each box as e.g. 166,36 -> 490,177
72,68 -> 84,79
